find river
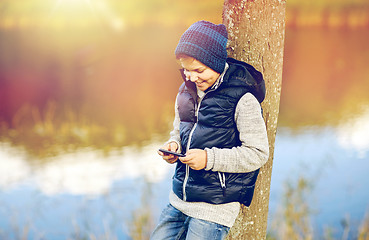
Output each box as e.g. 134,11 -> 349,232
0,25 -> 368,239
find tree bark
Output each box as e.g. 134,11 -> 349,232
222,0 -> 286,239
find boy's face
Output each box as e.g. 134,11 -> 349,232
179,57 -> 220,92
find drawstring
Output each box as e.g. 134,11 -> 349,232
218,172 -> 226,196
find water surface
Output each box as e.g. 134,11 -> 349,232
1,21 -> 369,240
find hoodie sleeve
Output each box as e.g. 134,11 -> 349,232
166,94 -> 182,153
205,92 -> 269,173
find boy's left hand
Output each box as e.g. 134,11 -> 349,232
179,149 -> 207,170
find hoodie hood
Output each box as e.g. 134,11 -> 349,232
224,58 -> 266,103
179,57 -> 266,103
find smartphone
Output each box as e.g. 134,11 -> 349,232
159,149 -> 186,157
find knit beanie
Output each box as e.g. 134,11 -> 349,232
175,21 -> 228,73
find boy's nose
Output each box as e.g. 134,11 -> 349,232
190,72 -> 198,82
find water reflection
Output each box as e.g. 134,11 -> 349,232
0,142 -> 173,195
1,6 -> 369,239
280,28 -> 369,128
0,142 -> 174,239
269,125 -> 369,239
336,105 -> 369,157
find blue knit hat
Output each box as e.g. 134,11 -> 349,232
175,21 -> 228,73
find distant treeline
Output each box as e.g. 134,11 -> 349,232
286,7 -> 369,28
1,2 -> 369,30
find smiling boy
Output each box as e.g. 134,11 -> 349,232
151,20 -> 269,240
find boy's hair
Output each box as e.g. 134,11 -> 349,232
176,53 -> 191,60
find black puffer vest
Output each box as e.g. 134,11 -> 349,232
172,58 -> 266,206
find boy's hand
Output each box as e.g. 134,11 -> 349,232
158,142 -> 179,164
179,149 -> 207,170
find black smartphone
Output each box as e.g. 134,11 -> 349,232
159,149 -> 186,157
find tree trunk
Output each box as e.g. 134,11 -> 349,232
222,0 -> 286,239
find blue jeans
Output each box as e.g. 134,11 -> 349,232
150,204 -> 230,240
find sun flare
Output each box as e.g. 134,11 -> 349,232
54,0 -> 93,9
49,0 -> 124,31
52,0 -> 95,15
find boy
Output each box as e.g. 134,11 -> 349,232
151,20 -> 269,240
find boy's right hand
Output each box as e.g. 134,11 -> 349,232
158,142 -> 179,164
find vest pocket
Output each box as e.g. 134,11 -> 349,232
239,183 -> 257,207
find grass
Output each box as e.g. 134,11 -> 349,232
267,176 -> 314,240
267,174 -> 369,240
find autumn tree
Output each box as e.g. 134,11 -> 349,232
222,0 -> 286,239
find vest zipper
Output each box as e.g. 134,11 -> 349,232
182,152 -> 191,201
182,88 -> 215,202
183,107 -> 199,201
